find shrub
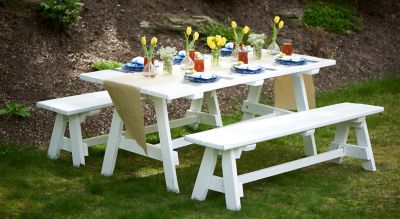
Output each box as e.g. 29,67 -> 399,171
0,102 -> 30,118
304,1 -> 364,34
91,60 -> 123,71
199,23 -> 249,45
39,0 -> 84,30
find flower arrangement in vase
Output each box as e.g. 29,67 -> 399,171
247,33 -> 266,59
157,46 -> 177,75
181,26 -> 199,71
207,35 -> 227,67
231,21 -> 250,58
140,36 -> 158,77
267,16 -> 284,55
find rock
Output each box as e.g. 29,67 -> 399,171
140,20 -> 151,29
276,8 -> 304,27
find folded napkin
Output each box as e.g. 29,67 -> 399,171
190,72 -> 214,79
132,57 -> 145,65
234,64 -> 262,71
104,74 -> 182,152
177,50 -> 186,57
225,42 -> 234,50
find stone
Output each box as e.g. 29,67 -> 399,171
276,7 -> 304,27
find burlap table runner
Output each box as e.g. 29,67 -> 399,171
104,74 -> 181,152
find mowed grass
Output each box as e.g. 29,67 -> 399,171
1,76 -> 399,218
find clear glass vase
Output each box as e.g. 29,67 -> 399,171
253,44 -> 262,59
163,57 -> 173,75
231,42 -> 239,60
211,49 -> 220,68
180,50 -> 194,72
143,61 -> 156,78
266,39 -> 280,55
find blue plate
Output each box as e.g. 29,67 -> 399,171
220,48 -> 233,57
184,73 -> 220,83
231,65 -> 266,74
274,57 -> 308,66
123,63 -> 144,72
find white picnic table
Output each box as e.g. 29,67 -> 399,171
80,51 -> 336,193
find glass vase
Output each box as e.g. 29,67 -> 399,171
253,44 -> 262,60
266,39 -> 280,55
231,42 -> 239,60
163,57 -> 173,75
211,49 -> 220,68
143,61 -> 156,78
180,50 -> 194,72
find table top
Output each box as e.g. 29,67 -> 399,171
80,53 -> 335,100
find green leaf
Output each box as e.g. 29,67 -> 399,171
0,108 -> 10,116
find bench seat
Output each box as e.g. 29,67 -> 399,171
37,91 -> 113,166
185,103 -> 384,211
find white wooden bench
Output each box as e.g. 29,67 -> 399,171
37,91 -> 113,167
184,103 -> 384,211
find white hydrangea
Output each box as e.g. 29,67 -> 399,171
157,46 -> 177,59
247,33 -> 266,46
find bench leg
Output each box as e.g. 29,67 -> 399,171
205,90 -> 223,127
69,115 -> 85,167
242,84 -> 263,121
354,119 -> 376,171
102,109 -> 123,176
48,114 -> 67,159
192,148 -> 218,201
291,74 -> 317,156
222,150 -> 242,211
329,123 -> 350,164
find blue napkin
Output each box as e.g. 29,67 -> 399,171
173,50 -> 186,65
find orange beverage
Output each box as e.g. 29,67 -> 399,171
194,56 -> 204,72
144,56 -> 155,65
189,49 -> 196,61
238,50 -> 248,64
282,42 -> 293,55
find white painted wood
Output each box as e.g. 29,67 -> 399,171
185,103 -> 384,150
153,97 -> 180,193
354,119 -> 376,171
222,150 -> 242,211
245,79 -> 264,86
329,122 -> 350,164
68,115 -> 85,167
242,85 -> 263,120
344,144 -> 370,160
192,148 -> 218,201
205,90 -> 223,127
36,91 -> 112,116
101,110 -> 124,176
238,149 -> 345,184
48,114 -> 67,159
186,97 -> 203,130
242,102 -> 293,117
208,176 -> 244,197
152,137 -> 192,150
144,115 -> 198,134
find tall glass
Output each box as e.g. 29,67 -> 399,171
282,39 -> 293,56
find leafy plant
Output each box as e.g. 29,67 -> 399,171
304,1 -> 364,34
199,23 -> 249,45
91,60 -> 123,71
0,102 -> 30,118
39,0 -> 84,30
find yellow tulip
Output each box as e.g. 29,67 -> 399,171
274,16 -> 280,24
221,37 -> 227,46
193,32 -> 199,40
151,37 -> 157,45
215,35 -> 222,42
186,26 -> 192,35
243,25 -> 250,34
278,20 -> 284,29
140,36 -> 146,46
208,41 -> 216,50
231,21 -> 237,29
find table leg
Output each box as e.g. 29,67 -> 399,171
242,84 -> 263,121
205,90 -> 223,127
186,96 -> 203,130
291,73 -> 317,156
153,97 -> 180,193
101,109 -> 123,176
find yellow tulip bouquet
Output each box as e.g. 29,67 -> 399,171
207,35 -> 227,67
182,26 -> 199,70
231,21 -> 250,57
140,36 -> 158,74
267,16 -> 284,55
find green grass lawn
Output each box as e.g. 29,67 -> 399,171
1,76 -> 399,218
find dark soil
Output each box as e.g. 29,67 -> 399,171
0,0 -> 399,147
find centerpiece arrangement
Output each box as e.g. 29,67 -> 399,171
157,46 -> 177,75
140,36 -> 158,76
181,26 -> 199,71
231,21 -> 250,58
267,16 -> 284,55
247,33 -> 266,59
207,35 -> 227,67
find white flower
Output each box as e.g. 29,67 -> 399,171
247,33 -> 266,46
157,46 -> 177,59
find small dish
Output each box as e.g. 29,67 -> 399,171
274,55 -> 308,66
184,73 -> 220,83
231,64 -> 266,74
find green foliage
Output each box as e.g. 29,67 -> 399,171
39,0 -> 84,30
304,1 -> 364,34
199,23 -> 249,45
91,60 -> 123,71
0,102 -> 30,118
